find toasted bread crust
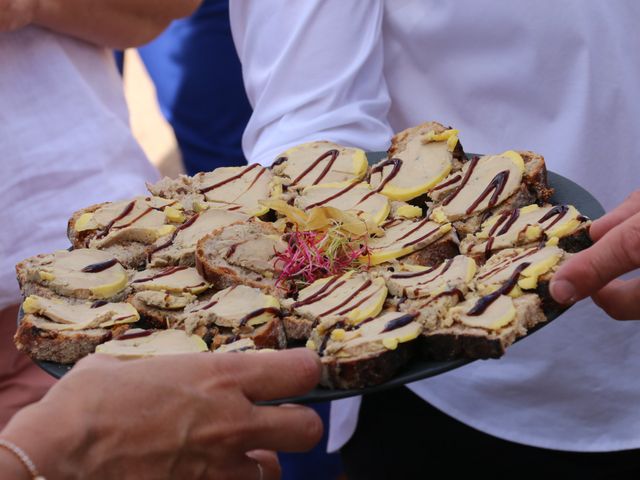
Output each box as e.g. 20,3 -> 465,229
252,318 -> 288,349
320,343 -> 415,389
14,316 -> 130,364
282,315 -> 315,344
67,202 -> 109,248
402,233 -> 460,268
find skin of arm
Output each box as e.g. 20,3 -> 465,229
0,349 -> 323,479
551,190 -> 640,320
0,0 -> 202,49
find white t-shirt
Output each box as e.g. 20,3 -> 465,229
231,0 -> 640,452
0,27 -> 158,309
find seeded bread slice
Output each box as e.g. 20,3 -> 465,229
421,294 -> 546,360
195,221 -> 289,295
14,315 -> 129,364
209,317 -> 287,351
318,311 -> 422,389
429,151 -> 553,236
16,249 -> 131,302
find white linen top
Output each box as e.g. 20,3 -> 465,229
231,0 -> 640,452
0,27 -> 158,309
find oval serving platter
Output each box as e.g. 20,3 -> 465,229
23,152 -> 605,404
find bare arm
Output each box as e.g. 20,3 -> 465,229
1,0 -> 202,49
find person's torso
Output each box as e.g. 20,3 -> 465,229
377,0 -> 640,451
0,27 -> 157,308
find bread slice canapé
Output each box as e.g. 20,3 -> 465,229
13,120 -> 594,389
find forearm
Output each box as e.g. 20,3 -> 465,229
230,0 -> 393,165
33,0 -> 202,49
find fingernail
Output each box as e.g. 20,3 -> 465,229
551,279 -> 578,304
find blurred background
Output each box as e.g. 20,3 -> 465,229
124,51 -> 183,178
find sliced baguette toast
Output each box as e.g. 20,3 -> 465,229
195,220 -> 289,295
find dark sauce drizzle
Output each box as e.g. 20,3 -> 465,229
132,266 -> 188,283
199,163 -> 260,194
465,170 -> 510,215
467,262 -> 531,316
380,313 -> 417,333
289,149 -> 340,187
359,158 -> 403,204
305,180 -> 360,209
319,280 -> 372,317
81,258 -> 119,273
116,330 -> 153,341
442,156 -> 479,206
148,213 -> 200,260
95,200 -> 135,240
431,174 -> 462,192
237,307 -> 282,328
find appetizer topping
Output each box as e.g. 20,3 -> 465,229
283,272 -> 387,329
75,196 -> 180,247
96,329 -> 208,358
184,285 -> 280,330
131,266 -> 210,295
370,124 -> 457,201
295,182 -> 390,225
449,294 -> 516,331
133,291 -> 197,310
273,141 -> 368,188
37,249 -> 128,299
366,218 -> 453,265
461,204 -> 589,256
323,311 -> 421,357
385,255 -> 476,299
149,208 -> 248,264
430,151 -> 524,221
193,164 -> 273,216
22,295 -> 138,330
215,337 -> 257,353
475,244 -> 564,293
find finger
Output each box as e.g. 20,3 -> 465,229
243,404 -> 323,452
215,348 -> 321,402
246,450 -> 281,480
68,353 -> 123,376
590,190 -> 640,241
592,277 -> 640,320
551,211 -> 640,303
218,454 -> 274,480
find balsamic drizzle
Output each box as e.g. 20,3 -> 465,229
289,149 -> 340,186
237,307 -> 282,328
305,181 -> 360,209
199,163 -> 260,194
465,170 -> 510,215
318,280 -> 372,317
360,158 -> 403,204
95,200 -> 135,239
380,313 -> 417,333
81,258 -> 119,273
131,266 -> 188,283
148,213 -> 200,260
467,262 -> 531,316
442,156 -> 479,206
116,330 -> 153,341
